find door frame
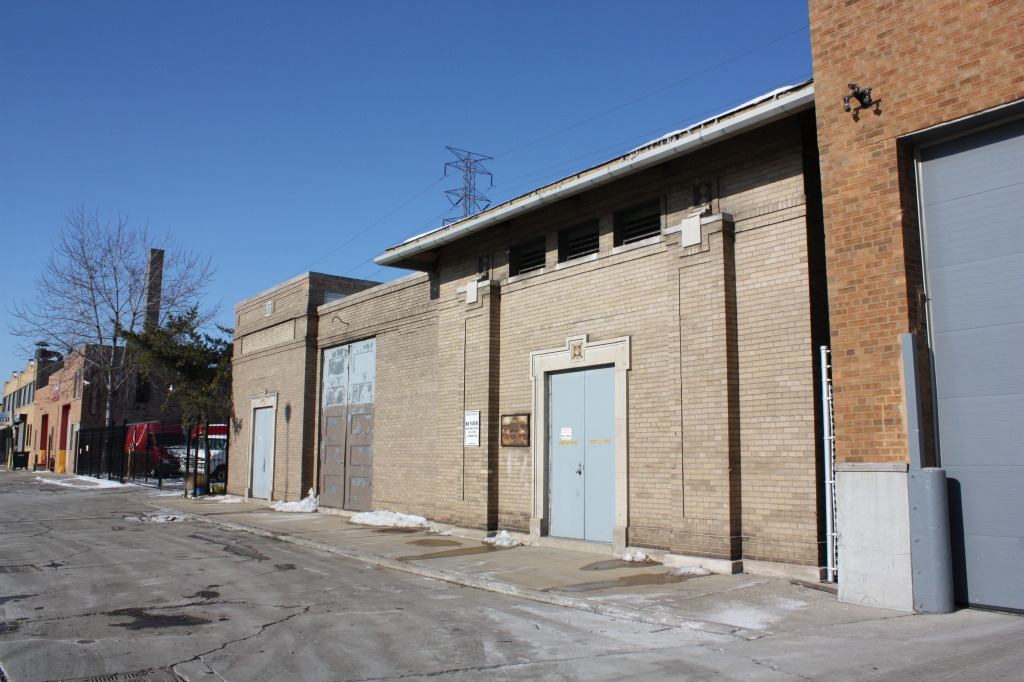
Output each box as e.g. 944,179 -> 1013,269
529,335 -> 630,554
247,392 -> 278,499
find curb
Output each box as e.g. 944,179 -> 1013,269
154,503 -> 756,640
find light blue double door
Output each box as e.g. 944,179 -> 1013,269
548,366 -> 615,543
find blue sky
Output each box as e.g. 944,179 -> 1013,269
0,0 -> 812,373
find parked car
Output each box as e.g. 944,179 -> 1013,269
175,424 -> 228,483
124,422 -> 185,478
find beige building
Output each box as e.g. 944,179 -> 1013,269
230,81 -> 832,577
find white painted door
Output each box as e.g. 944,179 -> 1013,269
251,406 -> 274,499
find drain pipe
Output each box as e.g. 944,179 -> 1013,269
820,346 -> 837,583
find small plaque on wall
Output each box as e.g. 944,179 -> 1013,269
501,414 -> 530,447
464,410 -> 480,447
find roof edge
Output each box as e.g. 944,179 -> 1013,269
234,271 -> 382,310
376,81 -> 814,268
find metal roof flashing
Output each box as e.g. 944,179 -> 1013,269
376,82 -> 814,269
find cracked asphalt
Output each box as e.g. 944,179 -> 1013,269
1,471 -> 1023,681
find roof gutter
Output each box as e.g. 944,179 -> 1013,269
376,83 -> 814,268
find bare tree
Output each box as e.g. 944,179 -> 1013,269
8,205 -> 215,429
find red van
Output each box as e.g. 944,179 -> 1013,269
124,422 -> 185,478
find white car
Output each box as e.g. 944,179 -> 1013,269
174,436 -> 227,482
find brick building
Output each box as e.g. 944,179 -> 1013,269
230,273 -> 383,503
229,82 -> 836,578
809,0 -> 1023,611
10,344 -> 183,473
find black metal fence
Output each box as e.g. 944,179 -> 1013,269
74,420 -> 229,494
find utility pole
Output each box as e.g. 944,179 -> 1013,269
444,147 -> 493,224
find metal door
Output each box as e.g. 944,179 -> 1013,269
251,406 -> 274,499
918,116 -> 1024,611
319,345 -> 349,508
548,365 -> 615,542
319,338 -> 376,511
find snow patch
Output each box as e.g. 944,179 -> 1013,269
630,81 -> 811,152
622,551 -> 651,563
705,596 -> 809,630
436,529 -> 453,536
349,510 -> 429,527
219,497 -> 245,504
37,476 -> 125,488
270,488 -> 319,513
484,530 -> 521,548
669,566 -> 711,577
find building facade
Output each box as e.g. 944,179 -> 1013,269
229,83 -> 835,578
2,359 -> 38,467
809,0 -> 1023,611
230,273 -> 382,503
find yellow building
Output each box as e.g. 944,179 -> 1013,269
2,359 -> 38,468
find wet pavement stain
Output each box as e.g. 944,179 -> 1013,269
275,563 -> 298,571
398,545 -> 503,562
547,571 -> 700,593
406,538 -> 463,547
0,594 -> 37,605
109,607 -> 211,630
192,590 -> 220,599
221,543 -> 269,561
0,622 -> 18,634
580,559 -> 663,571
190,532 -> 270,561
372,527 -> 421,534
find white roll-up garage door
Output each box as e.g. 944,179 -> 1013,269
917,116 -> 1024,611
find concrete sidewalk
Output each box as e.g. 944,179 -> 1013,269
148,491 -> 912,640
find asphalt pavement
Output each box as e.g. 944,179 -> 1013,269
1,469 -> 1022,682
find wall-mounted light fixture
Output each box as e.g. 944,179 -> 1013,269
843,83 -> 875,112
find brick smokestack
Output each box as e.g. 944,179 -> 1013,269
144,248 -> 165,330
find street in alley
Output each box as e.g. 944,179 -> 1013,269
1,469 -> 1021,682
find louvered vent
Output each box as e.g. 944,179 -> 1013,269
616,201 -> 661,245
512,238 -> 546,275
560,222 -> 600,261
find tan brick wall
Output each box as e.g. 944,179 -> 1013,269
316,274 -> 440,517
243,114 -> 828,567
809,0 -> 1024,464
228,273 -> 378,500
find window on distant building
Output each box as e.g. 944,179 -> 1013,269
509,237 -> 546,276
614,200 -> 662,246
73,370 -> 83,400
558,221 -> 600,262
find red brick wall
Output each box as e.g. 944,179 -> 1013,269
809,0 -> 1024,463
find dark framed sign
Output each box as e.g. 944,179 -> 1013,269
500,414 -> 530,447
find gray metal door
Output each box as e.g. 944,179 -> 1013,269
918,116 -> 1024,611
319,339 -> 376,511
549,365 -> 615,542
251,406 -> 274,499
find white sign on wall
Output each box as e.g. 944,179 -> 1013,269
464,410 -> 480,447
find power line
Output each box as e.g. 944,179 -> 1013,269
301,175 -> 446,274
301,27 -> 806,282
346,74 -> 813,282
493,24 -> 809,160
340,205 -> 459,280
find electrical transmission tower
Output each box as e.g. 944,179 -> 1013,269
444,147 -> 493,224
